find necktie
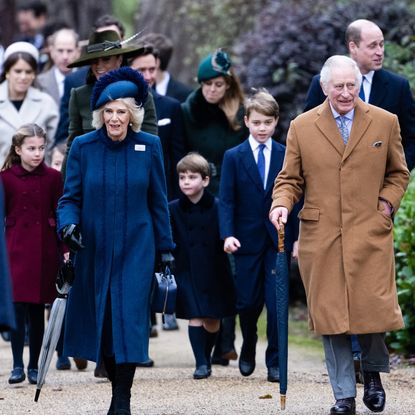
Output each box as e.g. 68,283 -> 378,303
257,144 -> 266,187
338,116 -> 349,145
359,76 -> 366,101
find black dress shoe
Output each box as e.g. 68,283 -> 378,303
27,368 -> 38,384
267,367 -> 280,383
239,359 -> 255,377
137,358 -> 154,367
330,397 -> 356,415
8,367 -> 25,384
193,365 -> 210,379
363,371 -> 386,412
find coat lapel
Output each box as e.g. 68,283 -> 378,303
265,141 -> 284,194
368,69 -> 387,107
19,87 -> 42,123
342,100 -> 371,162
239,140 -> 264,192
315,100 -> 345,156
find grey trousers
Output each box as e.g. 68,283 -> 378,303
322,333 -> 389,399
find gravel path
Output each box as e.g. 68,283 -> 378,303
1,321 -> 414,415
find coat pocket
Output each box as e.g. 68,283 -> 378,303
298,207 -> 320,221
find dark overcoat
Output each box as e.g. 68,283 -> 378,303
181,88 -> 248,195
169,192 -> 235,320
57,127 -> 174,364
0,182 -> 15,330
0,163 -> 63,304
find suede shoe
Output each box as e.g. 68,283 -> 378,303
193,365 -> 210,379
8,367 -> 25,384
330,397 -> 356,415
56,356 -> 71,370
27,368 -> 38,384
73,358 -> 88,370
267,367 -> 280,383
363,371 -> 386,412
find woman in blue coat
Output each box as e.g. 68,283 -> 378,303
57,68 -> 174,415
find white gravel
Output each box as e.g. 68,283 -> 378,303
1,320 -> 414,415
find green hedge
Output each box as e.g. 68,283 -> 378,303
388,173 -> 415,355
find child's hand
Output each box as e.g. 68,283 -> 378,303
224,237 -> 241,253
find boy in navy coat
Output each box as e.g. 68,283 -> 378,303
169,153 -> 235,380
219,90 -> 298,382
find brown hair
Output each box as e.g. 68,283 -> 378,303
218,69 -> 245,131
176,152 -> 210,179
1,123 -> 47,171
245,89 -> 279,119
0,52 -> 37,83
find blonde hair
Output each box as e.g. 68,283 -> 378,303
91,97 -> 144,132
2,124 -> 47,171
177,152 -> 210,179
245,89 -> 279,118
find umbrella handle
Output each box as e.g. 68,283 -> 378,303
277,223 -> 285,253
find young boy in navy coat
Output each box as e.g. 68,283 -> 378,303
219,90 -> 298,382
169,153 -> 235,380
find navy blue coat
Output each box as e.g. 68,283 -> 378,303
152,90 -> 185,199
219,139 -> 299,255
57,127 -> 174,364
304,69 -> 415,170
0,182 -> 15,331
169,192 -> 235,320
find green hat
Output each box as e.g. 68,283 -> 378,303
197,49 -> 232,83
68,30 -> 144,68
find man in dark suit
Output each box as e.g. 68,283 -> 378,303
130,45 -> 185,200
304,19 -> 415,171
141,33 -> 193,103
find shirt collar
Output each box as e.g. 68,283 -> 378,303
54,66 -> 66,83
329,103 -> 355,122
248,134 -> 272,151
156,71 -> 170,96
362,70 -> 374,85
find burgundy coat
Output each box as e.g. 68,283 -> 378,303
0,163 -> 63,304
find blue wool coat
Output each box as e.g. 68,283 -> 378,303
57,127 -> 174,364
0,182 -> 15,331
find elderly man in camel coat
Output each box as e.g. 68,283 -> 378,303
270,55 -> 409,415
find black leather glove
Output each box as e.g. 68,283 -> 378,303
62,224 -> 84,252
160,251 -> 175,271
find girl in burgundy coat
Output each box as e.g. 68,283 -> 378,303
0,123 -> 64,385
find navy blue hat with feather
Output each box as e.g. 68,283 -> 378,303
90,67 -> 148,111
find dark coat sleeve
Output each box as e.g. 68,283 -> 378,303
304,74 -> 326,112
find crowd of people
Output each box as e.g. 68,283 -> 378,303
0,2 -> 413,415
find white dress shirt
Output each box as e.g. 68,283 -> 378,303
156,71 -> 170,96
249,135 -> 272,188
54,67 -> 66,99
361,70 -> 374,103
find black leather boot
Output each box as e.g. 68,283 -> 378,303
114,363 -> 136,415
363,371 -> 386,412
103,356 -> 116,415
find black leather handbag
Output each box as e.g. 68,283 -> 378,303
151,266 -> 177,322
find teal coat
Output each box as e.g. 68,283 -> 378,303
57,127 -> 174,363
181,88 -> 248,195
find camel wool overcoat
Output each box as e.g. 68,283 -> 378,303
271,99 -> 409,335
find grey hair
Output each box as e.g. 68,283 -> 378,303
91,97 -> 144,132
320,55 -> 362,89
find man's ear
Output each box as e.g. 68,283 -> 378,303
203,176 -> 210,188
320,81 -> 328,97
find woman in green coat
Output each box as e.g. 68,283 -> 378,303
181,49 -> 248,195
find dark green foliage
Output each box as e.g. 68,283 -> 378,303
235,0 -> 415,140
389,174 -> 415,355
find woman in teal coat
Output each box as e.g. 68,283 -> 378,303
181,49 -> 248,196
57,68 -> 174,415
